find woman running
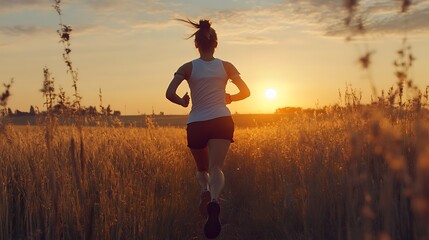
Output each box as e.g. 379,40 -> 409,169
166,18 -> 250,239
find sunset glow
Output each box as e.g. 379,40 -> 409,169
0,1 -> 428,115
265,88 -> 277,100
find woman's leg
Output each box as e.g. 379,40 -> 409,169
190,147 -> 211,217
190,147 -> 210,192
203,139 -> 229,238
207,139 -> 230,201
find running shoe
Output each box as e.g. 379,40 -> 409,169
199,191 -> 211,218
204,201 -> 221,239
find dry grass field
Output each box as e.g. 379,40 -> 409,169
1,107 -> 429,239
7,113 -> 287,128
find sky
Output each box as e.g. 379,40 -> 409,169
1,0 -> 428,115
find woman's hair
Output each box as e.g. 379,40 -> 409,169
177,18 -> 218,53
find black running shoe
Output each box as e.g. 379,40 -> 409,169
204,201 -> 221,239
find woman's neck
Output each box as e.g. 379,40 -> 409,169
199,52 -> 215,62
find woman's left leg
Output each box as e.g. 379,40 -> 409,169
190,147 -> 211,218
190,147 -> 210,192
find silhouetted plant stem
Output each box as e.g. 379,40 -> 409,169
52,0 -> 81,112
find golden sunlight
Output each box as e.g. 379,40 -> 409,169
264,88 -> 277,100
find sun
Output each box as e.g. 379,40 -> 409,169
265,88 -> 277,100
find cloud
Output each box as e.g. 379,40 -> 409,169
71,0 -> 182,34
281,0 -> 429,36
199,7 -> 289,45
0,0 -> 49,11
0,0 -> 142,12
80,0 -> 180,15
367,2 -> 429,33
0,25 -> 50,36
131,20 -> 177,30
226,35 -> 277,45
83,0 -> 127,10
319,2 -> 429,38
65,24 -> 103,36
0,42 -> 11,49
2,0 -> 428,42
189,0 -> 429,42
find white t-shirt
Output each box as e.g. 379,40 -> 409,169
187,58 -> 231,123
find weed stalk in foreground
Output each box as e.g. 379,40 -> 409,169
0,78 -> 13,134
53,0 -> 81,112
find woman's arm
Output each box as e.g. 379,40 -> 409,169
166,72 -> 190,107
223,61 -> 250,104
227,74 -> 250,103
166,62 -> 192,107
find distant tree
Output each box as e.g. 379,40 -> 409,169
106,105 -> 112,116
7,108 -> 13,116
275,107 -> 302,114
29,105 -> 36,116
15,109 -> 29,116
86,106 -> 98,115
113,110 -> 121,116
53,103 -> 67,115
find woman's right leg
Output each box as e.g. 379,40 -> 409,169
207,139 -> 230,201
203,139 -> 230,238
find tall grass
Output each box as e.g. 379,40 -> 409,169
1,126 -> 195,239
1,108 -> 428,239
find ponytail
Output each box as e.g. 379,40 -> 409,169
176,18 -> 218,52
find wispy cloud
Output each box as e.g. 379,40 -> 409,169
131,20 -> 177,30
366,2 -> 429,34
84,0 -> 128,10
0,25 -> 50,36
74,0 -> 182,34
227,35 -> 278,45
75,0 -> 181,20
196,0 -> 429,43
201,7 -> 289,45
321,0 -> 429,37
1,0 -> 428,42
0,42 -> 11,49
65,24 -> 103,36
0,0 -> 49,11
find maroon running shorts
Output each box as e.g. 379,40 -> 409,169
186,116 -> 234,149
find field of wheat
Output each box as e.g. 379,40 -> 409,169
1,107 -> 428,240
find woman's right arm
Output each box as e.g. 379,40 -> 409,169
228,74 -> 250,103
166,64 -> 190,107
223,61 -> 251,103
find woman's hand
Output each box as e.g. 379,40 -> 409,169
181,92 -> 190,107
225,93 -> 232,104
